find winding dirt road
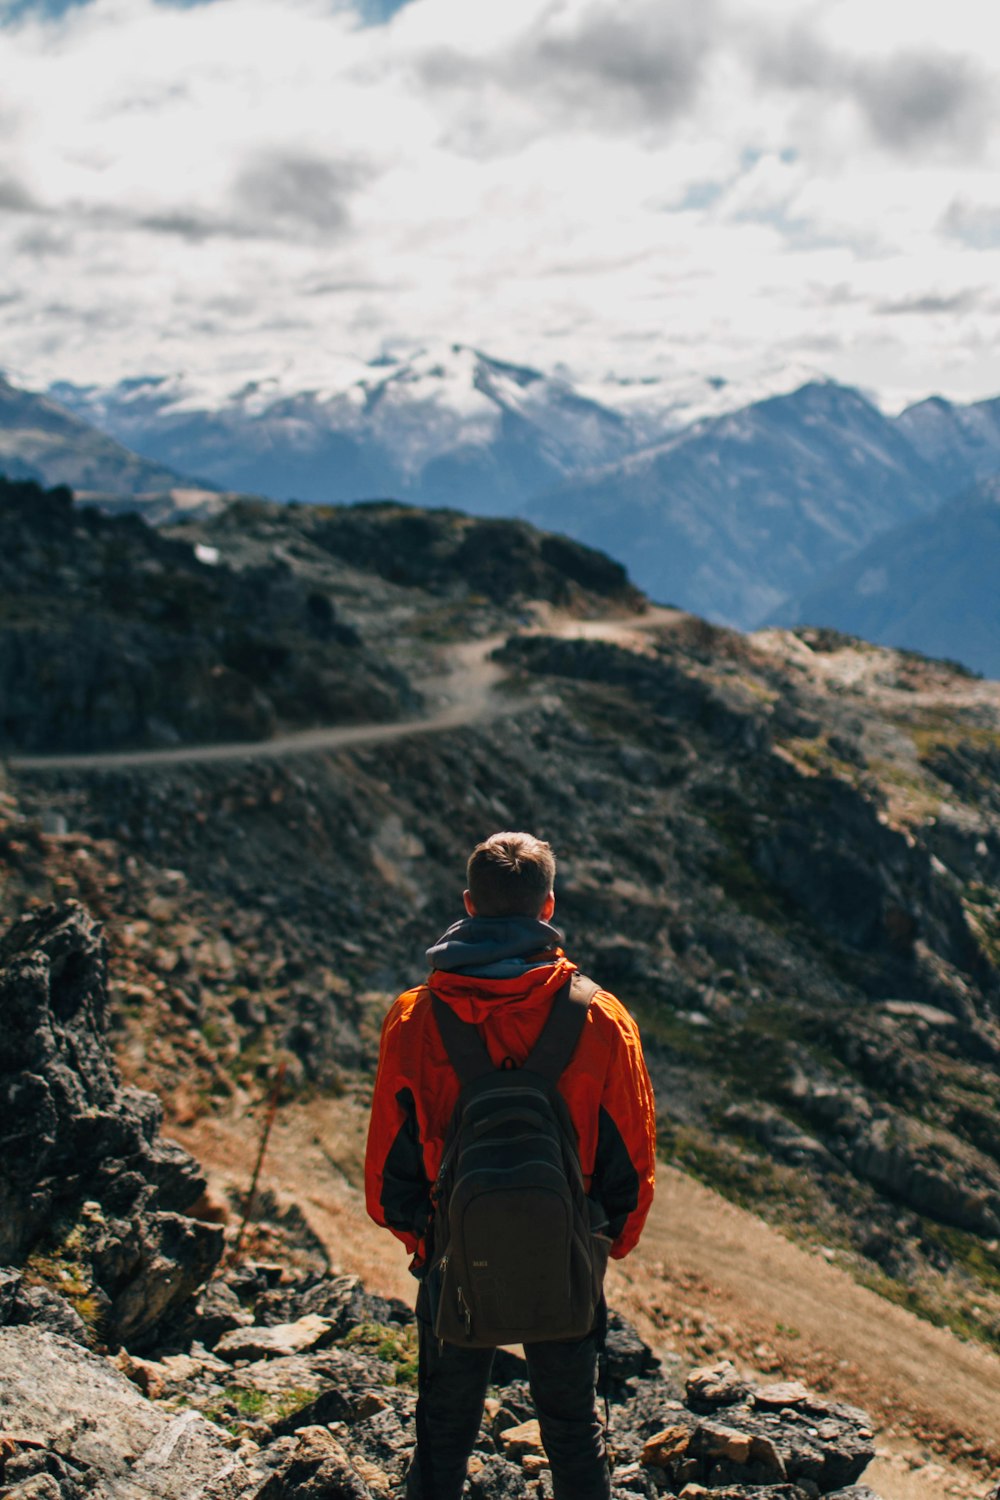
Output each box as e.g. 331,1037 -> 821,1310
6,607 -> 680,775
6,637 -> 515,773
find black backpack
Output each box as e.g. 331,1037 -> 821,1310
427,973 -> 611,1347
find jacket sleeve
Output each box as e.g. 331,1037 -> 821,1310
364,996 -> 432,1257
591,996 -> 656,1259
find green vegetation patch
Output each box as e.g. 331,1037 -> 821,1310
630,1003 -> 717,1064
856,1258 -> 1000,1356
663,1121 -> 818,1223
776,734 -> 861,785
923,1222 -> 1000,1299
706,840 -> 786,923
911,721 -> 1000,758
962,883 -> 1000,971
341,1319 -> 419,1386
22,1217 -> 106,1345
202,1384 -> 319,1434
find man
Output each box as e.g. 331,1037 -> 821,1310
365,831 -> 656,1500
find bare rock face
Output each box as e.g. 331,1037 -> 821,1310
0,902 -> 222,1349
0,1327 -> 254,1499
252,1427 -> 373,1499
0,477 -> 417,755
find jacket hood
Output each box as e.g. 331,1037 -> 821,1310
426,914 -> 565,977
428,954 -> 577,1025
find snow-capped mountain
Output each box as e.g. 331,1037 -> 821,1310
50,346 -> 643,512
579,360 -> 831,441
48,345 -> 833,516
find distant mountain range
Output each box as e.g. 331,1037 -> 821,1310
896,394 -> 1000,494
47,346 -> 821,513
769,476 -> 1000,678
532,381 -> 949,625
0,375 -> 184,498
3,347 -> 1000,675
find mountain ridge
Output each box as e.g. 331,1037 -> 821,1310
0,373 -> 201,502
5,355 -> 1000,678
530,380 -> 945,626
766,475 -> 1000,677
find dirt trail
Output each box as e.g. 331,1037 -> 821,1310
5,636 -> 515,773
178,1094 -> 999,1500
6,606 -> 683,774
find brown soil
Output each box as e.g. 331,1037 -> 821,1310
176,1090 -> 1000,1500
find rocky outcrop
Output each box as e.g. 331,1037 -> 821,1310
0,1326 -> 254,1499
0,477 -> 415,753
0,1276 -> 883,1500
0,901 -> 222,1348
226,498 -> 646,612
0,893 -> 884,1496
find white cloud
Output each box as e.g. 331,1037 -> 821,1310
1,0 -> 1000,402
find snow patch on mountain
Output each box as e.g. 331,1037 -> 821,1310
580,360 -> 831,439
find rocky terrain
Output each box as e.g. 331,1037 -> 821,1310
0,479 -> 637,756
1,483 -> 1000,1488
0,901 -> 883,1500
0,903 -> 219,1352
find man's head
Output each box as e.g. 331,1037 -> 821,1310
465,831 -> 556,920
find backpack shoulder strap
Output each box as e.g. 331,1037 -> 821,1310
429,990 -> 495,1085
525,972 -> 598,1082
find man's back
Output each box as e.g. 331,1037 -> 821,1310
364,833 -> 655,1500
366,938 -> 654,1269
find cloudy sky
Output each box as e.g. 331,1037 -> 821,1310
2,0 -> 999,408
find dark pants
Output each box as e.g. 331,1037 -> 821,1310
404,1318 -> 611,1500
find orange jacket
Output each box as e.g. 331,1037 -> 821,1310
365,953 -> 656,1272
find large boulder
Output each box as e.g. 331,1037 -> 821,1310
0,902 -> 222,1349
0,1327 -> 254,1499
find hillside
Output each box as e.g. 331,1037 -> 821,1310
0,374 -> 219,511
0,478 -> 636,755
768,477 -> 1000,678
3,486 -> 999,1315
2,483 -> 1000,1493
0,478 -> 416,752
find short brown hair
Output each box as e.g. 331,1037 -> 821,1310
466,831 -> 556,917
